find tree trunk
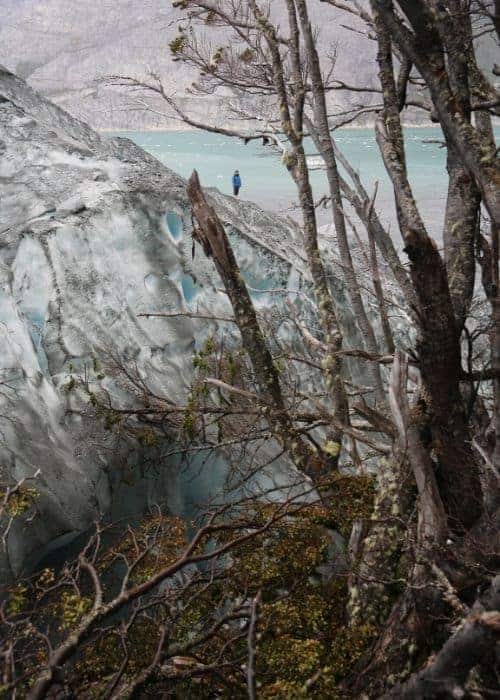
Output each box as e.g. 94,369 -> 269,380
371,4 -> 483,529
443,146 -> 480,330
187,170 -> 324,477
376,0 -> 500,226
386,575 -> 500,699
296,0 -> 386,408
251,0 -> 349,465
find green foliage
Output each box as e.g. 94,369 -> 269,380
183,335 -> 221,439
192,336 -> 216,372
182,393 -> 197,439
215,505 -> 374,698
229,506 -> 330,592
201,335 -> 215,357
225,351 -> 239,382
0,503 -> 379,698
239,48 -> 256,63
0,330 -> 378,697
212,47 -> 225,64
169,34 -> 187,56
64,375 -> 76,392
135,427 -> 159,446
187,336 -> 247,432
59,590 -> 92,630
323,474 -> 376,538
2,485 -> 38,518
7,583 -> 28,615
192,354 -> 209,372
76,623 -> 163,690
328,620 -> 377,681
264,636 -> 322,680
104,410 -> 122,431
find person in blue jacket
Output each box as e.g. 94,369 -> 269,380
232,170 -> 242,196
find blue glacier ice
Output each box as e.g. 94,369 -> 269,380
0,67 -> 405,583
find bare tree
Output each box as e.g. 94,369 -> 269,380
160,1 -> 498,694
10,0 -> 498,696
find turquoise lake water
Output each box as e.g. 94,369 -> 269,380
108,127 -> 498,240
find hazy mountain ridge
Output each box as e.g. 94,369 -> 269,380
0,0 -> 497,130
0,0 -> 381,129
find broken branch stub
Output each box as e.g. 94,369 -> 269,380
186,170 -> 330,479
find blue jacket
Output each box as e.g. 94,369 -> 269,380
232,173 -> 242,187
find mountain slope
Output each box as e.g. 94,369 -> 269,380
0,1 -> 497,129
0,0 -> 379,129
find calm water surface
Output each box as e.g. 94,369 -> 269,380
107,128 -> 497,240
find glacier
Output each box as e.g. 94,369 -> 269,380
0,67 -> 389,583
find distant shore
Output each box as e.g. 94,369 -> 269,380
98,122 -> 438,134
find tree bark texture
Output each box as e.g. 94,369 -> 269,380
251,0 -> 349,461
371,2 -> 483,529
187,170 -> 326,477
386,575 -> 500,699
296,0 -> 386,408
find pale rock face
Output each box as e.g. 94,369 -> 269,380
0,68 -> 400,583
